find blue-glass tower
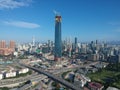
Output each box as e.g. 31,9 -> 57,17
75,37 -> 77,50
54,15 -> 62,60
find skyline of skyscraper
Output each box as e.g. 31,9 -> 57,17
9,41 -> 15,49
0,40 -> 15,49
54,15 -> 62,60
75,37 -> 77,50
0,40 -> 6,48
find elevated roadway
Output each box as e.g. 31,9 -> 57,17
20,63 -> 81,90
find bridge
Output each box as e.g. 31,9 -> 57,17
20,63 -> 81,90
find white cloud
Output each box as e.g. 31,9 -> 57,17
0,0 -> 32,9
4,21 -> 40,29
53,10 -> 60,15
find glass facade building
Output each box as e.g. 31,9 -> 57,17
54,15 -> 62,60
75,37 -> 77,50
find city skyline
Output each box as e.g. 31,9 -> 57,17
0,0 -> 120,42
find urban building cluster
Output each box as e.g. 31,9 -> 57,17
0,65 -> 29,80
62,39 -> 120,63
0,40 -> 15,56
0,15 -> 120,90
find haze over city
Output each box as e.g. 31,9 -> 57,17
0,0 -> 120,42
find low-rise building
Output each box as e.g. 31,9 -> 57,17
5,71 -> 16,78
83,87 -> 90,90
0,73 -> 3,80
13,51 -> 18,57
18,68 -> 29,74
0,48 -> 14,56
106,87 -> 119,90
81,74 -> 91,82
88,82 -> 104,90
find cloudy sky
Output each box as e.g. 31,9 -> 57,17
0,0 -> 120,42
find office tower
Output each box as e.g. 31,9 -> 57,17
88,54 -> 99,61
54,15 -> 62,60
48,40 -> 51,52
48,40 -> 51,47
96,40 -> 98,45
9,41 -> 15,49
51,41 -> 54,49
0,40 -> 6,48
75,37 -> 77,50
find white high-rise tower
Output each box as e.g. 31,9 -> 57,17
32,36 -> 35,46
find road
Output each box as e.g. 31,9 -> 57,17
20,63 -> 81,90
48,61 -> 99,75
0,73 -> 47,88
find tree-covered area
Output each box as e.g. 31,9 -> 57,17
0,87 -> 9,90
87,63 -> 120,89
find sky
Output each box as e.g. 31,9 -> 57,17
0,0 -> 120,42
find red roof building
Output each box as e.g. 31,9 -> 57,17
88,82 -> 104,90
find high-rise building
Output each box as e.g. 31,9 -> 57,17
9,41 -> 15,49
75,37 -> 77,50
96,40 -> 98,45
118,55 -> 120,63
0,40 -> 6,48
32,36 -> 35,46
54,15 -> 62,60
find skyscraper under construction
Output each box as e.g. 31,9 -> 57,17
54,15 -> 62,60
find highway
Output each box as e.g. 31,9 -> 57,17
18,83 -> 32,90
20,63 -> 81,90
0,73 -> 47,87
49,62 -> 99,75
